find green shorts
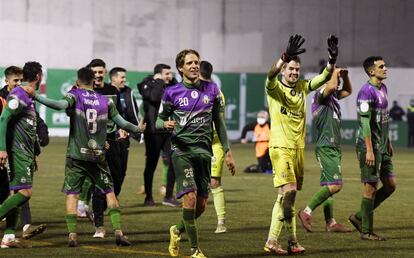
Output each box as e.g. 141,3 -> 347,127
8,152 -> 36,191
171,151 -> 211,199
315,147 -> 342,186
63,158 -> 114,195
357,150 -> 394,183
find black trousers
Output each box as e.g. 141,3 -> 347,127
92,138 -> 129,227
143,133 -> 173,199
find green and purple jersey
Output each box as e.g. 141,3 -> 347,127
158,80 -> 224,154
312,88 -> 341,148
356,82 -> 389,153
64,88 -> 119,162
5,87 -> 37,158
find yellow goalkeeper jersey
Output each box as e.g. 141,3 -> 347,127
265,70 -> 330,149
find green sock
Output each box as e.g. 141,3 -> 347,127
307,186 -> 332,211
323,197 -> 334,223
0,192 -> 30,220
360,197 -> 374,234
211,186 -> 226,221
268,194 -> 283,240
108,208 -> 121,230
182,208 -> 198,248
355,187 -> 392,221
65,214 -> 77,233
4,208 -> 19,234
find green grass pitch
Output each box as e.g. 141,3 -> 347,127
1,138 -> 413,257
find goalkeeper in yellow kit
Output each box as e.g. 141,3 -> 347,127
263,34 -> 338,255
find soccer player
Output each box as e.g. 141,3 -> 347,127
0,62 -> 42,248
348,56 -> 396,241
34,67 -> 145,247
263,34 -> 337,255
199,60 -> 236,234
157,50 -> 235,258
0,66 -> 47,243
298,67 -> 352,233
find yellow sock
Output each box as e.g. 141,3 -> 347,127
211,186 -> 226,222
268,194 -> 283,240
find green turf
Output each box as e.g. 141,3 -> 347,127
1,138 -> 413,257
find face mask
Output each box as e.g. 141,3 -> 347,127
257,118 -> 266,125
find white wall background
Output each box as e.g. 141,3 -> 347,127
0,0 -> 412,72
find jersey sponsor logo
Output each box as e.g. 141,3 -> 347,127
203,95 -> 210,104
191,91 -> 198,99
82,91 -> 97,98
84,99 -> 100,106
280,106 -> 303,118
8,99 -> 19,110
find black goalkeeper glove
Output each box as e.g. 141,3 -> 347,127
327,34 -> 338,64
281,34 -> 306,62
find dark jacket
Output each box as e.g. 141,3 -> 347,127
117,85 -> 141,140
137,75 -> 169,134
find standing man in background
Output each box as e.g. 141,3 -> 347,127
199,60 -> 236,234
264,34 -> 336,255
138,64 -> 179,207
87,58 -> 123,239
349,56 -> 396,241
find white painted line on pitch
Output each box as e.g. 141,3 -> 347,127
30,239 -> 190,257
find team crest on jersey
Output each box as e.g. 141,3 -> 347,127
203,95 -> 210,104
88,139 -> 98,149
290,89 -> 296,96
21,177 -> 26,183
8,99 -> 19,110
191,91 -> 199,99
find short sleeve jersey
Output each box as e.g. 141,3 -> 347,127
6,87 -> 37,157
311,88 -> 341,148
159,80 -> 223,154
64,88 -> 119,162
356,82 -> 389,153
265,77 -> 313,148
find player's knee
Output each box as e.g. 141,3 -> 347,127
281,190 -> 297,221
18,189 -> 32,198
329,184 -> 342,194
183,192 -> 197,209
211,178 -> 221,189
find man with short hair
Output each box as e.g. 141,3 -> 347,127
86,58 -> 123,238
349,56 -> 396,241
157,50 -> 235,258
263,35 -> 337,255
199,60 -> 236,234
298,67 -> 352,233
138,63 -> 179,207
0,62 -> 43,248
34,67 -> 145,247
108,67 -> 140,200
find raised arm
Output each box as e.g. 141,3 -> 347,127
268,34 -> 306,80
337,69 -> 352,99
309,35 -> 339,91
